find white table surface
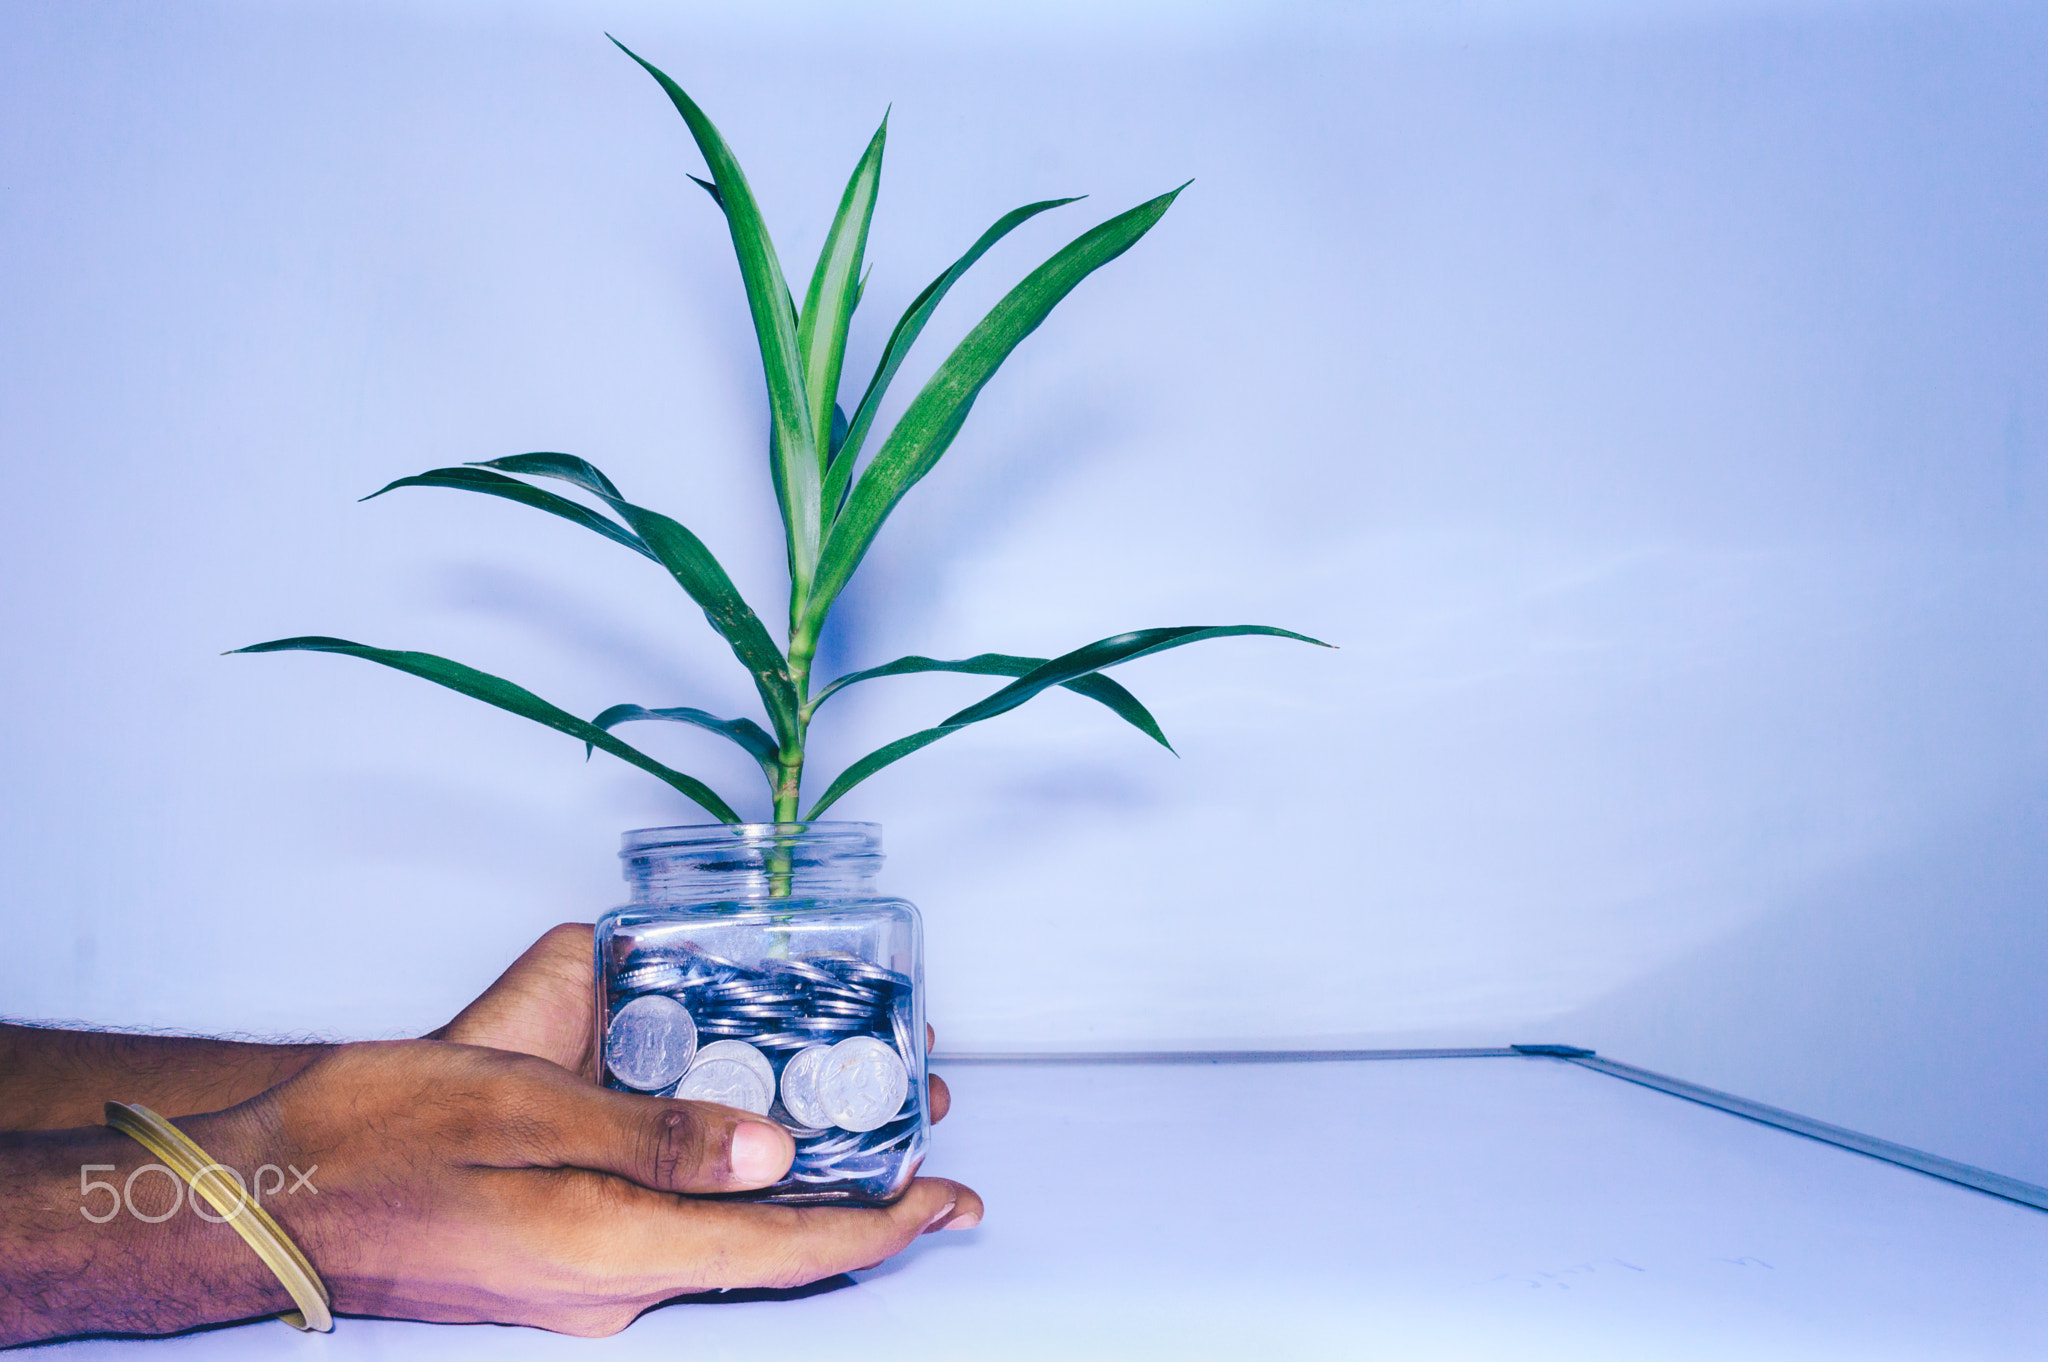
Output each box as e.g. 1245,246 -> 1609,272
46,1055 -> 2048,1361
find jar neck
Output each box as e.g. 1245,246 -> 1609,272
620,823 -> 883,903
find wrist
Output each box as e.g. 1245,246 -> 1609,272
0,1123 -> 291,1346
0,1024 -> 334,1131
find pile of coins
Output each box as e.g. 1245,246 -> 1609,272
603,944 -> 921,1198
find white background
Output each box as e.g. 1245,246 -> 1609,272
3,0 -> 2045,1181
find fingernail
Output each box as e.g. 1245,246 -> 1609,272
730,1121 -> 787,1184
941,1207 -> 981,1231
920,1198 -> 958,1234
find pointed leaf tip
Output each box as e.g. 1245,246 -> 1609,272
809,188 -> 1194,624
232,635 -> 744,822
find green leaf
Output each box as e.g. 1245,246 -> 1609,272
590,704 -> 780,780
801,624 -> 1328,817
803,724 -> 960,819
825,195 -> 1082,517
809,652 -> 1170,750
468,452 -> 623,500
799,117 -> 886,479
233,637 -> 742,823
613,37 -> 821,594
363,467 -> 653,560
472,454 -> 801,747
943,625 -> 1330,728
806,186 -> 1187,638
602,499 -> 802,747
828,403 -> 850,460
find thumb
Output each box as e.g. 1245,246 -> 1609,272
522,1068 -> 795,1193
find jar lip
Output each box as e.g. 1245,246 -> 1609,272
620,821 -> 880,856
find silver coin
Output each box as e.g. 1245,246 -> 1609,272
614,960 -> 687,994
691,1040 -> 775,1101
673,1058 -> 771,1115
764,957 -> 838,986
890,1001 -> 917,1064
768,1098 -> 828,1139
859,1120 -> 920,1155
700,988 -> 788,1006
604,994 -> 697,1092
777,1043 -> 838,1130
825,958 -> 909,989
791,1015 -> 871,1033
795,1126 -> 864,1157
815,1036 -> 911,1133
811,982 -> 885,1006
678,945 -> 748,975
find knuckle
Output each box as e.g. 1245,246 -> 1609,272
646,1105 -> 713,1187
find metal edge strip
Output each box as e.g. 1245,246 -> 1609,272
932,1043 -> 2048,1213
1554,1052 -> 2048,1213
931,1047 -> 1520,1065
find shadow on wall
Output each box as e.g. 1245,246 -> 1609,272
1559,778 -> 2048,1187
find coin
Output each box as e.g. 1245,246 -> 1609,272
677,945 -> 748,975
815,1035 -> 910,1133
767,1098 -> 828,1139
701,982 -> 802,1003
860,1117 -> 920,1154
791,1015 -> 871,1033
795,1129 -> 862,1157
691,1040 -> 775,1101
673,1058 -> 771,1114
763,957 -> 837,986
810,982 -> 884,1006
822,958 -> 909,989
604,994 -> 697,1092
891,1002 -> 917,1066
777,1043 -> 837,1130
615,959 -> 682,988
717,1003 -> 804,1020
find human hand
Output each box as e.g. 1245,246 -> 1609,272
434,923 -> 953,1122
432,923 -> 601,1077
189,1039 -> 981,1335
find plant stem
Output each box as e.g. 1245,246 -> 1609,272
772,754 -> 804,825
778,626 -> 819,823
765,627 -> 817,897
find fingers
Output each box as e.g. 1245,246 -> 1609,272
918,1024 -> 951,1123
921,1178 -> 982,1232
519,1068 -> 794,1193
618,1178 -> 982,1292
436,923 -> 598,1075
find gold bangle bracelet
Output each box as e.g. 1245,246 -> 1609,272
103,1101 -> 334,1333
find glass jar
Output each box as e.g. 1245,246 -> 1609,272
593,822 -> 927,1205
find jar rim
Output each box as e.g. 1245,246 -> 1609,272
619,821 -> 879,857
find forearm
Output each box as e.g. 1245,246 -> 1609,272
0,1025 -> 329,1132
0,1115 -> 290,1346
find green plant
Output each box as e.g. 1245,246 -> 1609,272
239,41 -> 1327,825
